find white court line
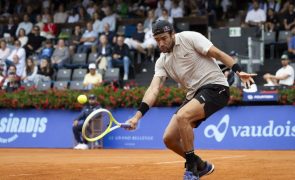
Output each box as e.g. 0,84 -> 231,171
154,155 -> 246,165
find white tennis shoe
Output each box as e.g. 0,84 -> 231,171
74,143 -> 89,150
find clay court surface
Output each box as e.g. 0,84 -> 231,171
0,149 -> 294,180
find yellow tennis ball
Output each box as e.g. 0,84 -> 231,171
77,94 -> 87,104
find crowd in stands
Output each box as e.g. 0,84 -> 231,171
0,0 -> 294,92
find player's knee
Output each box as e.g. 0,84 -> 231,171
163,133 -> 173,148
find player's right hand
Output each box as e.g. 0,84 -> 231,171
125,117 -> 139,130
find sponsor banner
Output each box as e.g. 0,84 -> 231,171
0,106 -> 294,149
0,110 -> 79,148
243,92 -> 278,101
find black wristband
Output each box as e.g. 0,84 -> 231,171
138,102 -> 149,116
231,63 -> 242,73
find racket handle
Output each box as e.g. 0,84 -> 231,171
120,123 -> 131,128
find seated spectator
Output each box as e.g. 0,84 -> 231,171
283,2 -> 295,31
41,7 -> 51,23
0,40 -> 11,69
53,4 -> 68,23
155,0 -> 165,18
141,29 -> 157,62
24,25 -> 46,56
100,23 -> 116,45
77,21 -> 98,54
2,16 -> 17,40
77,6 -> 90,23
114,0 -> 129,18
69,25 -> 82,55
83,63 -> 103,90
92,11 -> 103,34
73,94 -> 100,150
42,15 -> 58,39
170,0 -> 184,18
6,40 -> 26,77
144,9 -> 156,32
263,0 -> 280,13
33,58 -> 54,85
17,28 -> 28,47
67,9 -> 80,23
21,57 -> 38,83
96,34 -> 112,71
15,14 -> 33,36
35,14 -> 44,32
101,6 -> 116,32
245,0 -> 266,28
263,54 -> 295,86
51,39 -> 70,70
39,40 -> 54,60
124,22 -> 146,54
157,8 -> 173,24
2,65 -> 21,92
265,8 -> 280,32
109,35 -> 131,81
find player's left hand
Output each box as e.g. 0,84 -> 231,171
237,71 -> 257,89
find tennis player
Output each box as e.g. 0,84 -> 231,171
126,20 -> 256,180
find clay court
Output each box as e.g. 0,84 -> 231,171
1,149 -> 294,180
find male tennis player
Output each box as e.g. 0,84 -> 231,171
126,20 -> 256,180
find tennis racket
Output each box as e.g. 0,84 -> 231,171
82,108 -> 131,142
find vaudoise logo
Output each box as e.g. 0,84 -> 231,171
204,114 -> 295,142
0,113 -> 48,143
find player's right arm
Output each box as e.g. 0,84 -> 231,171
126,76 -> 166,130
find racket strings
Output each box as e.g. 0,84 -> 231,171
84,111 -> 111,139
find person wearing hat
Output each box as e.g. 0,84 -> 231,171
73,94 -> 101,150
83,63 -> 102,90
125,20 -> 256,180
263,54 -> 294,86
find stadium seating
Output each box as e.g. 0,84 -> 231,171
88,53 -> 99,64
72,53 -> 87,66
56,69 -> 72,81
53,81 -> 68,90
72,68 -> 87,81
36,81 -> 52,91
69,81 -> 84,90
104,68 -> 120,82
21,81 -> 35,89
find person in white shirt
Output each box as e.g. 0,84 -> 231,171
17,28 -> 28,47
92,12 -> 103,34
15,14 -> 33,36
170,0 -> 183,18
263,54 -> 295,86
6,40 -> 26,77
101,6 -> 116,32
157,8 -> 173,24
77,21 -> 98,53
245,0 -> 266,27
0,40 -> 11,63
53,4 -> 68,23
21,57 -> 38,83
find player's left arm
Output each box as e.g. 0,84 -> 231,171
207,45 -> 257,88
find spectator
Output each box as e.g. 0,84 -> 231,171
124,22 -> 146,54
41,8 -> 51,23
15,14 -> 33,36
100,23 -> 116,45
101,6 -> 116,32
21,57 -> 38,83
265,8 -> 280,32
34,58 -> 54,85
0,40 -> 11,69
155,0 -> 165,18
263,0 -> 280,13
2,16 -> 17,39
77,21 -> 98,54
24,25 -> 46,56
263,54 -> 295,86
42,15 -> 58,39
144,9 -> 156,32
96,34 -> 112,71
245,0 -> 266,28
77,6 -> 90,23
53,4 -> 68,23
69,25 -> 83,55
35,14 -> 45,31
6,40 -> 26,77
141,29 -> 157,62
39,40 -> 54,59
51,39 -> 70,70
67,9 -> 80,23
2,65 -> 21,92
83,63 -> 103,90
17,28 -> 28,47
170,0 -> 184,18
157,8 -> 173,24
0,64 -> 4,86
73,94 -> 100,150
92,11 -> 103,34
114,0 -> 129,18
86,1 -> 96,17
283,2 -> 295,31
109,35 -> 131,81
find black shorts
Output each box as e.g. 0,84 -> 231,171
175,84 -> 229,128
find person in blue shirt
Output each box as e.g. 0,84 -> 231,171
39,40 -> 53,59
72,94 -> 100,150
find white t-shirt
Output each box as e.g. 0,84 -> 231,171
276,65 -> 294,86
245,9 -> 266,23
7,47 -> 26,77
154,31 -> 228,100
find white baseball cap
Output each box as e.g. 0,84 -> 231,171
88,63 -> 96,69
